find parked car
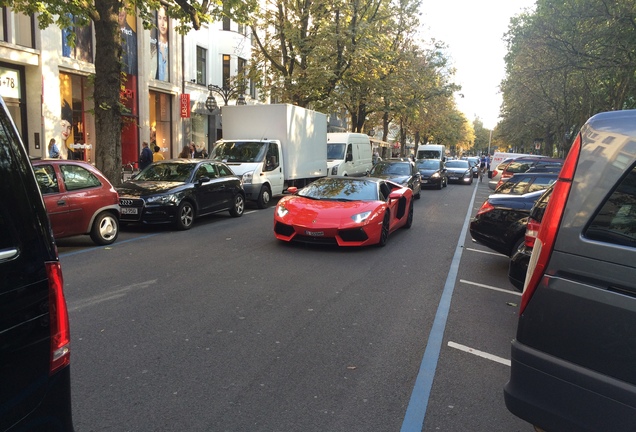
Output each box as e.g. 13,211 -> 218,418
415,158 -> 448,189
0,96 -> 74,431
368,159 -> 421,199
508,184 -> 553,291
492,172 -> 557,195
274,176 -> 413,247
488,158 -> 515,190
118,159 -> 246,230
470,173 -> 557,257
504,109 -> 636,432
495,156 -> 563,189
445,159 -> 473,185
32,159 -> 121,245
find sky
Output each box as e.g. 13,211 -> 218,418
419,0 -> 537,129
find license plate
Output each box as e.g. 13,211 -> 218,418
422,180 -> 429,184
305,230 -> 324,237
450,176 -> 458,180
121,207 -> 138,215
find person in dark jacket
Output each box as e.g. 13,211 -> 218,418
139,141 -> 153,170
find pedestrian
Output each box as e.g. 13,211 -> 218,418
153,145 -> 164,162
47,138 -> 60,159
138,141 -> 153,170
178,145 -> 191,158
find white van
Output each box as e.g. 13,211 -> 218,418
327,133 -> 373,176
416,144 -> 446,161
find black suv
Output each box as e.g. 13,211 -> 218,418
504,109 -> 636,431
0,97 -> 74,431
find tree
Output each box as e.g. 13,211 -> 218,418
500,0 -> 636,155
2,0 -> 252,185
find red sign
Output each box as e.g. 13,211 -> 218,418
180,94 -> 190,118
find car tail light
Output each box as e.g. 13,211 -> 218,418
492,169 -> 498,177
524,218 -> 541,248
47,261 -> 71,374
520,134 -> 581,314
476,200 -> 495,216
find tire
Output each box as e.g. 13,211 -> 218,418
377,212 -> 390,247
175,201 -> 195,230
90,211 -> 119,245
403,201 -> 414,229
229,193 -> 245,217
510,236 -> 524,258
256,185 -> 271,209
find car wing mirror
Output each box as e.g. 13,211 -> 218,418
198,176 -> 211,184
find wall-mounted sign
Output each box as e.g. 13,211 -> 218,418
180,94 -> 190,118
0,67 -> 20,99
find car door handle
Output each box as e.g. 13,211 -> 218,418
57,199 -> 66,206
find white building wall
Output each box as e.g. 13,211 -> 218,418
0,9 -> 255,161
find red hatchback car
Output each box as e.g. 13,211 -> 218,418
32,159 -> 121,245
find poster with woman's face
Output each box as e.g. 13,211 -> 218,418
155,6 -> 169,81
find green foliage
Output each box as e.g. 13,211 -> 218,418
500,0 -> 636,156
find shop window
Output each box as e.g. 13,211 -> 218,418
196,46 -> 207,85
149,91 -> 172,158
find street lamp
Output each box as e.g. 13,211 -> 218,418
205,84 -> 247,112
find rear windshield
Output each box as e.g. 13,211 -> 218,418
586,165 -> 636,247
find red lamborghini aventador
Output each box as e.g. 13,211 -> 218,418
274,176 -> 414,247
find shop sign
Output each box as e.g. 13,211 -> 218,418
0,67 -> 20,99
180,94 -> 190,118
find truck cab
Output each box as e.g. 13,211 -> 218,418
211,139 -> 284,208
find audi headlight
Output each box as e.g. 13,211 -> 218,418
276,204 -> 289,217
431,172 -> 440,179
351,211 -> 371,223
242,170 -> 254,184
146,194 -> 178,205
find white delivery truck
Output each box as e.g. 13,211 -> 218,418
326,132 -> 373,177
416,144 -> 446,161
211,104 -> 328,208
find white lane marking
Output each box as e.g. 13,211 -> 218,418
448,341 -> 511,366
459,279 -> 522,296
465,247 -> 506,257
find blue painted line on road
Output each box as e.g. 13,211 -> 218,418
58,233 -> 161,258
400,181 -> 480,432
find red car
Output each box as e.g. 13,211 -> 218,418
32,159 -> 121,245
274,176 -> 414,247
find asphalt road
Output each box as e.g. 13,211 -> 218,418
58,178 -> 530,432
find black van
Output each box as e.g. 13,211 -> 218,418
504,110 -> 636,431
0,96 -> 74,431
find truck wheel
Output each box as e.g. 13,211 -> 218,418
90,211 -> 119,245
257,185 -> 271,209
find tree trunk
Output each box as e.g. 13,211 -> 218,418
93,0 -> 124,186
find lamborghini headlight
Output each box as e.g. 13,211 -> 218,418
351,211 -> 371,223
276,204 -> 289,217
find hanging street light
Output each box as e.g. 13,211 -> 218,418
205,83 -> 247,112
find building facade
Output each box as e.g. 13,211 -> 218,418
0,6 -> 253,165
